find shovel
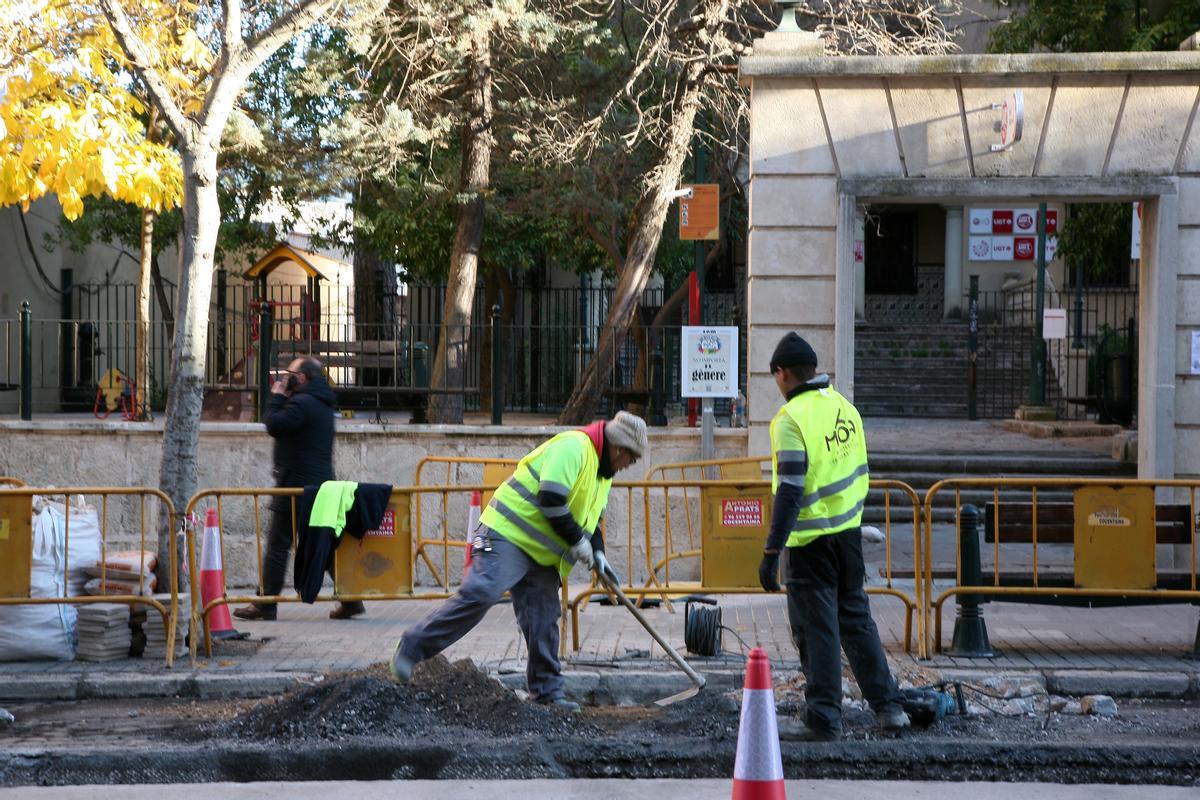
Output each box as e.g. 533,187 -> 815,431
597,571 -> 706,706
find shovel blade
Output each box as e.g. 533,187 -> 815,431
652,677 -> 706,707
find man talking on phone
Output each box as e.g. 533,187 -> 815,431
234,357 -> 365,621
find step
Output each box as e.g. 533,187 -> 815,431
867,453 -> 1129,475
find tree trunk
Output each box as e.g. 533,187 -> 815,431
428,26 -> 492,424
135,208 -> 155,421
556,64 -> 707,425
156,146 -> 221,592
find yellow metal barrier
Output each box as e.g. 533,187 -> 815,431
412,456 -> 517,589
0,486 -> 179,665
185,482 -> 574,661
923,477 -> 1200,656
0,477 -> 25,487
570,477 -> 925,657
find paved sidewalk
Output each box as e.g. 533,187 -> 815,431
1,587 -> 1196,700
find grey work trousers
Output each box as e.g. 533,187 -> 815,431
398,533 -> 565,701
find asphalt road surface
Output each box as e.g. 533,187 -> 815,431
2,780 -> 1198,800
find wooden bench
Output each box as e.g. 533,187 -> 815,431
963,500 -> 1200,600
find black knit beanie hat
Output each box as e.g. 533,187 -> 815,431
769,332 -> 818,373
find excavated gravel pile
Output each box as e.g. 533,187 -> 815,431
223,657 -> 599,743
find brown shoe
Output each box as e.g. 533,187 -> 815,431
329,601 -> 365,620
233,604 -> 276,621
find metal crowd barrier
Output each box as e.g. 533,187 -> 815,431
0,486 -> 179,666
0,477 -> 25,487
184,483 -> 575,660
568,476 -> 926,657
923,477 -> 1200,656
412,456 -> 517,589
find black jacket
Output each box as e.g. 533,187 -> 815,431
265,377 -> 337,495
294,482 -> 393,603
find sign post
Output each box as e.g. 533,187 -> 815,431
681,326 -> 739,466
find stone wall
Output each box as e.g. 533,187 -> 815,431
0,420 -> 748,589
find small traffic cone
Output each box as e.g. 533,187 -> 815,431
463,490 -> 482,580
731,647 -> 785,800
199,508 -> 239,640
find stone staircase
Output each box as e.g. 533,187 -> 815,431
853,323 -> 968,418
864,450 -> 1133,523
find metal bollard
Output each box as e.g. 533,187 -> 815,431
948,504 -> 995,657
411,342 -> 429,424
967,276 -> 978,421
19,300 -> 31,421
490,304 -> 502,426
650,348 -> 666,426
257,303 -> 273,422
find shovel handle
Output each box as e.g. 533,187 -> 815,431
599,573 -> 706,689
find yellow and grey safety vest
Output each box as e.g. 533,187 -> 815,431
479,430 -> 612,577
770,385 -> 869,548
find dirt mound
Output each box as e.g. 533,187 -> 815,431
221,657 -> 598,743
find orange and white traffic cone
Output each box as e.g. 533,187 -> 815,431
731,647 -> 786,800
199,508 -> 239,640
463,490 -> 482,580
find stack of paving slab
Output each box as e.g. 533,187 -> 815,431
75,603 -> 131,662
143,594 -> 188,659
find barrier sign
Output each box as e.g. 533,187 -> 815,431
701,486 -> 772,588
722,499 -> 763,527
681,326 -> 739,398
0,495 -> 32,599
336,493 -> 413,596
1073,486 -> 1155,590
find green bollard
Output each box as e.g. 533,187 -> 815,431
948,504 -> 995,657
19,300 -> 32,421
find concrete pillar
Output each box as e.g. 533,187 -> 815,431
854,206 -> 866,320
837,194 -> 858,402
1138,189 -> 1178,483
943,205 -> 964,319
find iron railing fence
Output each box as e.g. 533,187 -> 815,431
1,314 -> 746,420
971,287 -> 1138,421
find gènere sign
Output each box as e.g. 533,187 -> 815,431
681,326 -> 739,398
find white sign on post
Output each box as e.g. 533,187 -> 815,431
681,326 -> 739,398
1191,331 -> 1200,376
1043,308 -> 1067,340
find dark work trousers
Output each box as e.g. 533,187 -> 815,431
786,527 -> 901,733
257,504 -> 295,613
398,533 -> 565,701
258,503 -> 359,614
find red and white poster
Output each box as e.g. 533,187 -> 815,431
1014,209 -> 1037,234
991,209 -> 1014,234
1014,237 -> 1036,260
365,509 -> 396,538
1045,209 -> 1058,234
721,499 -> 763,527
990,236 -> 1015,260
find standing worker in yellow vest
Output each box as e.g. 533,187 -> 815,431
390,412 -> 648,710
758,332 -> 910,741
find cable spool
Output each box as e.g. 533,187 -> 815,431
684,596 -> 722,656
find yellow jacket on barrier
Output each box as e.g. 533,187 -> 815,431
770,382 -> 869,548
479,430 -> 612,577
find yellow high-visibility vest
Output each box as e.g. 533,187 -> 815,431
770,386 -> 869,548
479,430 -> 612,576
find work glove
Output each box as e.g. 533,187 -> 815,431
593,551 -> 618,585
568,537 -> 594,570
758,551 -> 781,593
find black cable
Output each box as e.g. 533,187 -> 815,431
684,602 -> 722,656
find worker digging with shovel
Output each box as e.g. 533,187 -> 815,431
390,412 -> 648,711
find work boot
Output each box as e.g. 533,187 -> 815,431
877,707 -> 911,732
777,718 -> 842,742
329,601 -> 365,620
389,644 -> 415,684
536,696 -> 581,713
232,604 -> 276,621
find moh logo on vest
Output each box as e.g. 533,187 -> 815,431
824,409 -> 857,451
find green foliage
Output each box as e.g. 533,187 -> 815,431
1056,203 -> 1133,283
989,0 -> 1200,53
